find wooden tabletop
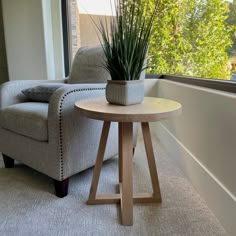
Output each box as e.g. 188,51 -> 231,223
75,97 -> 181,122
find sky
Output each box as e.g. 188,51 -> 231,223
77,0 -> 234,16
77,0 -> 116,16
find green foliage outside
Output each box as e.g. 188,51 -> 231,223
227,0 -> 236,57
146,0 -> 234,80
227,0 -> 236,72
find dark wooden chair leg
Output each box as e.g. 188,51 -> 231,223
133,147 -> 135,155
2,154 -> 14,168
54,178 -> 69,198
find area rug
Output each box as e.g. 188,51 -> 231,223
0,134 -> 227,236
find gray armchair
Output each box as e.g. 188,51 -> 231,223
0,46 -> 132,197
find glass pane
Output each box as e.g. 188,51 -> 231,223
67,0 -> 236,81
228,0 -> 236,80
68,0 -> 115,61
146,0 -> 236,81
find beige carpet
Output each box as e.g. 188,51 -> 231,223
0,134 -> 227,236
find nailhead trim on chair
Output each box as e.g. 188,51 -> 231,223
59,87 -> 105,180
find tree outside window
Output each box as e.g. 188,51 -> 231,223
146,0 -> 236,80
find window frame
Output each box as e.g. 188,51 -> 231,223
61,0 -> 70,77
147,74 -> 236,93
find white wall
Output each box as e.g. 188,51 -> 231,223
2,0 -> 64,81
154,79 -> 236,236
79,15 -> 112,47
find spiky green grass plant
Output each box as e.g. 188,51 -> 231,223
97,0 -> 158,81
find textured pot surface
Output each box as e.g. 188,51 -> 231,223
106,80 -> 144,105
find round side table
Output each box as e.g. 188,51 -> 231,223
75,97 -> 181,226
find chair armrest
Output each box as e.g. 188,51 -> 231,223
48,83 -> 107,178
48,83 -> 106,140
0,79 -> 67,108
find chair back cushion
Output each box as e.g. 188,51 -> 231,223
68,46 -> 111,84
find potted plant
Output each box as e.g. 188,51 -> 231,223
96,0 -> 158,105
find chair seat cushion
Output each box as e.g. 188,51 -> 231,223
0,102 -> 48,141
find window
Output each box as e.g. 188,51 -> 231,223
64,0 -> 236,81
146,0 -> 236,81
228,0 -> 236,80
65,0 -> 115,63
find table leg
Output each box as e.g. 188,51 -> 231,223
119,123 -> 136,183
141,122 -> 162,202
87,121 -> 161,226
118,123 -> 123,183
87,121 -> 111,204
119,122 -> 133,226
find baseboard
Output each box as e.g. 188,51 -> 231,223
151,123 -> 236,236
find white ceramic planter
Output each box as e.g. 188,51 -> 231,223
105,80 -> 144,105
